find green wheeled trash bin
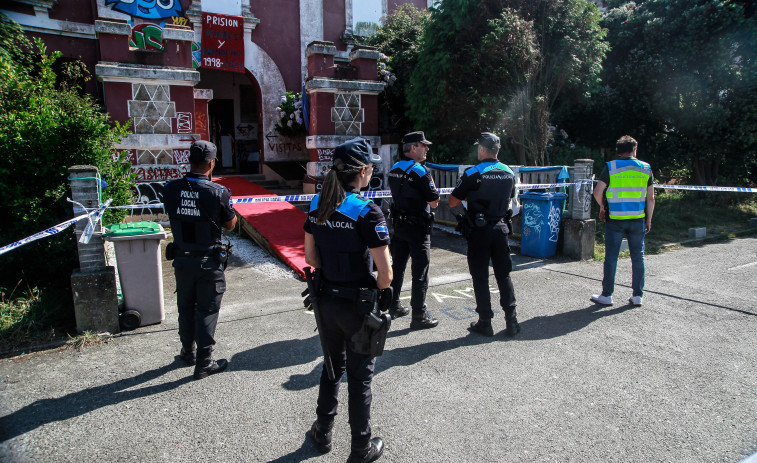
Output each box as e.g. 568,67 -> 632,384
104,222 -> 167,329
520,192 -> 568,258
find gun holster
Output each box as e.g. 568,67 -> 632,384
349,312 -> 391,357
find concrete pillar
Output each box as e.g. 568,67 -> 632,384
68,166 -> 120,333
69,166 -> 107,271
561,159 -> 595,260
570,159 -> 594,220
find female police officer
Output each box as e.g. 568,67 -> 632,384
303,138 -> 392,463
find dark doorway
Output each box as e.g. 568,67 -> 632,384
208,99 -> 235,169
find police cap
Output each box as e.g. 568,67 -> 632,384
189,140 -> 217,163
402,131 -> 432,145
474,132 -> 501,150
333,138 -> 381,171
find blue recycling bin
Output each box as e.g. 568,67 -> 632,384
520,192 -> 568,258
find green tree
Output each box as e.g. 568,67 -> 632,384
560,0 -> 757,185
406,0 -> 607,164
368,4 -> 431,137
0,16 -> 133,299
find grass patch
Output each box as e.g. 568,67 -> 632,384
1,284 -> 57,352
0,282 -> 74,354
65,330 -> 111,350
592,191 -> 757,260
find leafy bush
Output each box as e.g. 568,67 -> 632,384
0,16 -> 133,335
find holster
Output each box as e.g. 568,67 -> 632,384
349,312 -> 391,357
165,242 -> 176,261
455,214 -> 474,240
214,243 -> 233,269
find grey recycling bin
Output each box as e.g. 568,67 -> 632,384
104,221 -> 167,328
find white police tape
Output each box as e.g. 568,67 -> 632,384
653,184 -> 757,193
107,181 -> 592,210
0,200 -> 109,256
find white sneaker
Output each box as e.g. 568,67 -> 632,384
629,296 -> 643,306
590,294 -> 614,305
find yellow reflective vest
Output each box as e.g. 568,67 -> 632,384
606,159 -> 652,220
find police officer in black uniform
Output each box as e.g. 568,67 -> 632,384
386,131 -> 440,329
163,140 -> 237,379
448,133 -> 520,337
304,138 -> 392,463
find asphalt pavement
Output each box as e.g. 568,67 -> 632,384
1,231 -> 756,462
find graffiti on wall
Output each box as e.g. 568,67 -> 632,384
129,23 -> 163,51
191,42 -> 201,69
131,164 -> 190,182
173,149 -> 190,164
106,0 -> 184,20
195,111 -> 208,139
176,112 -> 192,133
317,148 -> 334,162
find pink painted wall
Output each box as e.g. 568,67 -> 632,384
323,0 -> 347,52
48,0 -> 95,24
249,0 -> 302,91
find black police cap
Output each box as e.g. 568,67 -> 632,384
332,138 -> 381,171
402,131 -> 432,145
474,132 -> 501,150
189,140 -> 217,163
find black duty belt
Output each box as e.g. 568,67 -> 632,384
321,282 -> 361,300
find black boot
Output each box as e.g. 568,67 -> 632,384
179,347 -> 196,366
388,303 -> 410,320
468,318 -> 494,337
193,358 -> 228,379
309,420 -> 333,453
504,307 -> 521,337
347,437 -> 384,463
410,310 -> 438,329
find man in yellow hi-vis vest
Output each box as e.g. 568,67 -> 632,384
591,135 -> 655,307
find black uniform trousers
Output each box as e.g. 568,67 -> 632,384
390,223 -> 431,313
173,255 -> 226,360
466,221 -> 516,320
316,292 -> 376,450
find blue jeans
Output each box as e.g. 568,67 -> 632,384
602,220 -> 646,298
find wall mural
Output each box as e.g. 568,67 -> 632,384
105,0 -> 184,20
129,23 -> 163,50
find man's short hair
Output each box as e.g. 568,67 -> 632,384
480,145 -> 499,156
616,135 -> 638,155
402,142 -> 416,154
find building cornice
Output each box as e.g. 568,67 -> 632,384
96,62 -> 200,86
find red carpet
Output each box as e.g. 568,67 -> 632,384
214,176 -> 307,279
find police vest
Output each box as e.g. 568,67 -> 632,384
164,177 -> 225,251
388,159 -> 430,214
606,159 -> 651,220
465,161 -> 515,218
308,192 -> 373,284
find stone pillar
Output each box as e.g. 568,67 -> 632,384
68,166 -> 120,333
302,41 -> 385,194
561,159 -> 596,260
570,159 -> 594,220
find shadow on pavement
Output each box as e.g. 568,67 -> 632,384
515,303 -> 637,341
0,360 -> 190,442
544,268 -> 757,317
266,431 -> 322,463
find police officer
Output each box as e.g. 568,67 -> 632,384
163,140 -> 237,379
448,133 -> 520,337
386,131 -> 440,329
304,138 -> 392,463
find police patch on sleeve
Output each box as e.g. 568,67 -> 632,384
375,221 -> 390,241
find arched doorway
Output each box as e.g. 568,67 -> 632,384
196,68 -> 263,174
